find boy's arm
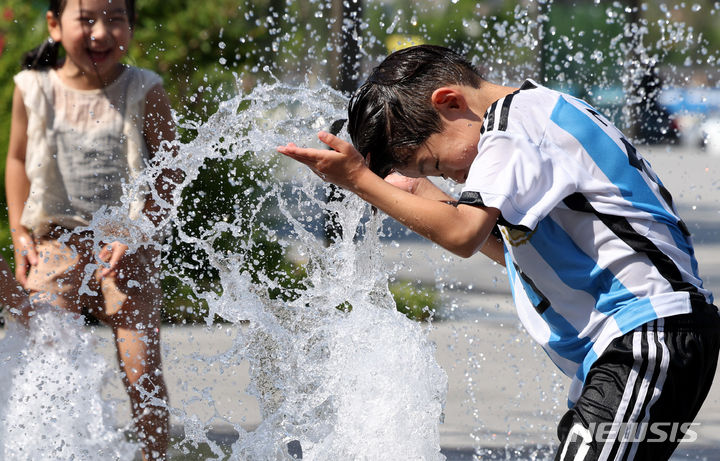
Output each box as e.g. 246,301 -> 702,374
278,132 -> 500,259
5,86 -> 38,286
385,174 -> 505,265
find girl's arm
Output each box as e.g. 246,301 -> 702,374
5,86 -> 38,286
278,132 -> 502,260
97,84 -> 177,279
143,83 -> 181,225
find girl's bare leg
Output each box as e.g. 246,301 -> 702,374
101,249 -> 169,461
26,236 -> 170,459
114,323 -> 169,461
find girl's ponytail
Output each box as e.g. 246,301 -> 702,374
22,38 -> 61,70
21,0 -> 64,70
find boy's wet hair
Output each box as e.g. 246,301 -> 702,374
22,0 -> 136,70
348,45 -> 484,178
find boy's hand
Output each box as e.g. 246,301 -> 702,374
277,131 -> 368,190
96,241 -> 129,279
12,230 -> 38,287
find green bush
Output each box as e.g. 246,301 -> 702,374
0,1 -> 48,262
390,281 -> 439,322
336,281 -> 439,322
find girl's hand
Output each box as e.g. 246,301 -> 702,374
12,230 -> 38,287
96,241 -> 129,279
0,256 -> 31,327
277,131 -> 368,190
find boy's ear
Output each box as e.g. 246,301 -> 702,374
47,11 -> 62,43
431,87 -> 468,114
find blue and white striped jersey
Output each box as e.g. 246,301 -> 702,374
458,80 -> 714,406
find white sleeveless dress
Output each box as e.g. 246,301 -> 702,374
13,66 -> 162,236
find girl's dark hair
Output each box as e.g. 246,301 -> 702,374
347,45 -> 484,178
22,0 -> 136,70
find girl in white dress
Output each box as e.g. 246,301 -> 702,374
6,0 -> 174,458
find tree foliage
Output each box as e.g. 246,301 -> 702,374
0,1 -> 48,260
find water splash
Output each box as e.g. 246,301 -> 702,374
89,80 -> 449,459
0,307 -> 137,460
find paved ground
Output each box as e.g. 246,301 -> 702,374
71,147 -> 720,458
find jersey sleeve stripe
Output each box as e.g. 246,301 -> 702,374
485,100 -> 498,132
457,191 -> 532,231
498,92 -> 516,131
481,80 -> 537,134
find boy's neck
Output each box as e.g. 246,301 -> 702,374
469,81 -> 521,119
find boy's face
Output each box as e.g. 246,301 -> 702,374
395,119 -> 480,184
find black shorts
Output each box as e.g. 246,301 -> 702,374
555,302 -> 720,461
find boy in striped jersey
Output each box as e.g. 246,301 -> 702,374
277,45 -> 720,461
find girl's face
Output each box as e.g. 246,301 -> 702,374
48,0 -> 132,83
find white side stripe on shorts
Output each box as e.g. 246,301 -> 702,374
597,327 -> 645,460
559,423 -> 593,461
599,320 -> 669,461
625,319 -> 669,460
